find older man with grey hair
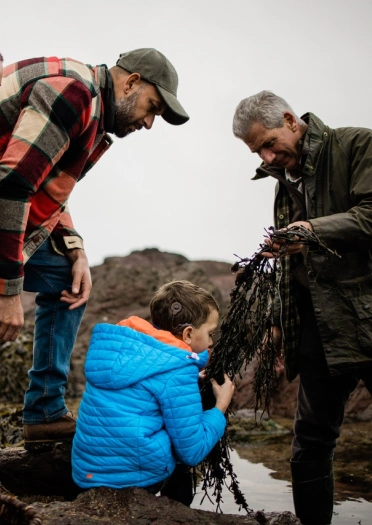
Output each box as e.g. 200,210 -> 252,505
233,90 -> 372,525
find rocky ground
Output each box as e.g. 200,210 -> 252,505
11,248 -> 372,419
1,248 -> 371,523
0,407 -> 302,524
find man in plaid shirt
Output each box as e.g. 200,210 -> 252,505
0,48 -> 189,450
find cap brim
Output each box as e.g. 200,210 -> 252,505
157,86 -> 189,125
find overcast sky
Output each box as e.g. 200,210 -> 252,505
3,0 -> 372,267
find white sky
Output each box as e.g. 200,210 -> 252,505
3,0 -> 372,267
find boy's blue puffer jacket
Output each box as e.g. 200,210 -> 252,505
72,317 -> 226,489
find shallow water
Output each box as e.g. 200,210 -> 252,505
192,449 -> 372,524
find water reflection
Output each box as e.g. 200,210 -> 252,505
192,449 -> 372,524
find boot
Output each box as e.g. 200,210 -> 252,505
291,457 -> 334,525
23,411 -> 76,451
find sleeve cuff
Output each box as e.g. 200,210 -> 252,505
63,236 -> 84,251
0,277 -> 24,295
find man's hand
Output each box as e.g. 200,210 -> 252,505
0,294 -> 24,341
211,373 -> 235,414
60,249 -> 92,310
262,221 -> 313,258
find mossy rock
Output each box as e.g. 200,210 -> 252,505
0,321 -> 34,404
228,415 -> 290,443
0,406 -> 23,448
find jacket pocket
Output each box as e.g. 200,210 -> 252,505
350,295 -> 372,320
350,294 -> 372,351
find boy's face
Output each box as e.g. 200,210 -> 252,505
185,308 -> 219,354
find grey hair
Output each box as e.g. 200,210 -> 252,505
232,90 -> 304,140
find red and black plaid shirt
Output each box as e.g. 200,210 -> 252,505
0,56 -> 113,294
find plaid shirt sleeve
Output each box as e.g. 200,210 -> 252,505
0,75 -> 96,294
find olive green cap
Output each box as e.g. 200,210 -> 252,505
116,48 -> 189,125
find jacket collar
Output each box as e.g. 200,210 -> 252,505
117,316 -> 193,352
300,112 -> 328,177
96,65 -> 115,133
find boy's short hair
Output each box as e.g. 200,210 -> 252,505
150,280 -> 219,334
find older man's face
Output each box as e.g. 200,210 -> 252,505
244,114 -> 302,171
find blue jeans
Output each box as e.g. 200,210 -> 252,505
22,238 -> 86,424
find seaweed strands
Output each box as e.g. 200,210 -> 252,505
197,225 -> 340,514
0,484 -> 42,525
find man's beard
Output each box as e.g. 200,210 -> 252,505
114,89 -> 142,138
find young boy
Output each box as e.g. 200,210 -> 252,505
72,280 -> 234,501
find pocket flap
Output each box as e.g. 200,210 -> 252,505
350,295 -> 372,320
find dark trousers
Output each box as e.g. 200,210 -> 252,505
292,291 -> 372,461
146,464 -> 194,507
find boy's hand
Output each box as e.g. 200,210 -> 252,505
211,373 -> 235,414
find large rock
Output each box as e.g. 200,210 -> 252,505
14,247 -> 372,419
0,447 -> 300,524
30,487 -> 300,524
8,249 -> 234,405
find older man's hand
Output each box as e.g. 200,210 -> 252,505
261,221 -> 313,258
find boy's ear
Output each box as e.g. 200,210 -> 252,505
182,325 -> 193,345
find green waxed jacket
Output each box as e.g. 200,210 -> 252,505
254,113 -> 372,380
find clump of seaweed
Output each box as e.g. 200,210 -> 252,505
197,225 -> 339,513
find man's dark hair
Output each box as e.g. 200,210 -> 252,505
0,53 -> 4,62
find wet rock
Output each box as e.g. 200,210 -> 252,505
0,248 -> 368,522
0,440 -> 301,524
228,410 -> 290,443
1,484 -> 301,524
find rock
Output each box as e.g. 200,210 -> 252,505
0,406 -> 23,447
14,248 -> 372,419
0,321 -> 34,404
20,248 -> 235,401
0,446 -> 78,500
0,478 -> 301,524
0,484 -> 42,525
0,441 -> 301,524
232,359 -> 372,421
228,411 -> 291,443
30,487 -> 301,524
